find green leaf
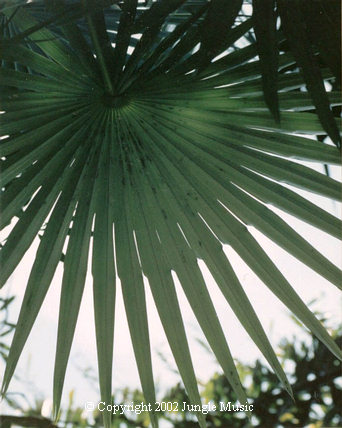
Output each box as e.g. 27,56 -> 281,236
0,108 -> 95,229
132,0 -> 186,34
0,42 -> 98,88
2,7 -> 87,74
173,17 -> 253,76
300,1 -> 341,83
126,111 -> 293,398
123,112 -> 249,407
1,4 -> 341,428
197,0 -> 243,69
278,1 -> 341,147
83,0 -> 116,94
113,113 -> 158,427
134,3 -> 208,80
91,124 -> 116,428
115,117 -> 206,427
127,101 -> 341,360
253,0 -> 279,122
0,117 -> 99,396
111,0 -> 137,88
53,121 -> 105,419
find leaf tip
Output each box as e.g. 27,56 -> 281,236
0,376 -> 10,400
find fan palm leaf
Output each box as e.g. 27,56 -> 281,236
0,1 -> 341,427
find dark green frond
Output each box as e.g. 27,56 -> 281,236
0,2 -> 341,428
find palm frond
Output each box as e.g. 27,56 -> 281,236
0,2 -> 341,427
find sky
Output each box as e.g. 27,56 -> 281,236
0,162 -> 341,422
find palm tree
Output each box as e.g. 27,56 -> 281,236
0,1 -> 340,427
